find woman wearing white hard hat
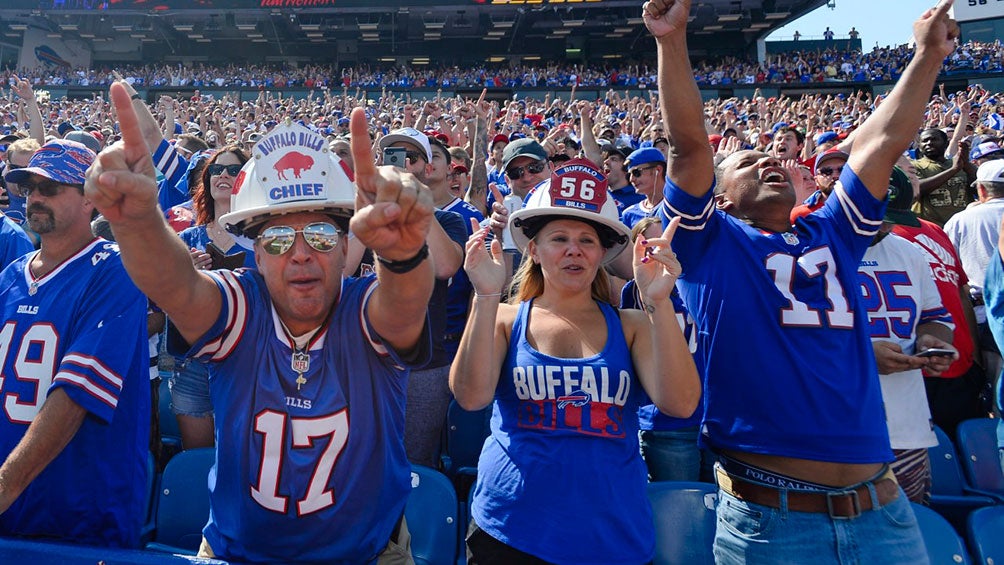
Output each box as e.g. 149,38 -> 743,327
450,157 -> 700,564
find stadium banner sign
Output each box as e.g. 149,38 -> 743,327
17,29 -> 91,71
952,0 -> 1004,23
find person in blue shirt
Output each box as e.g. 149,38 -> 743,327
87,83 -> 435,564
452,156 -> 699,564
647,0 -> 959,562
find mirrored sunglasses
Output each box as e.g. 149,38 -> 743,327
257,222 -> 341,256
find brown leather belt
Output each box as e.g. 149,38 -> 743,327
715,465 -> 900,519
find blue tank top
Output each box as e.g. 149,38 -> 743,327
472,299 -> 654,565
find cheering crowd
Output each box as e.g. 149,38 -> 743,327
0,0 -> 1002,563
2,37 -> 1003,91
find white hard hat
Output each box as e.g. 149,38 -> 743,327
220,121 -> 355,236
509,157 -> 631,264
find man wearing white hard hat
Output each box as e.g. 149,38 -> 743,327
86,82 -> 434,564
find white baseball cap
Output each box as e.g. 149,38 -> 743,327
973,159 -> 1004,186
379,127 -> 433,163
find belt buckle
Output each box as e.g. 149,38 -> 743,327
826,489 -> 861,519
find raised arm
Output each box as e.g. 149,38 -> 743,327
85,82 -> 221,345
349,108 -> 436,353
846,1 -> 959,199
644,0 -> 715,196
11,76 -> 44,145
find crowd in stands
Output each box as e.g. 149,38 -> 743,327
0,3 -> 1002,561
1,39 -> 1002,90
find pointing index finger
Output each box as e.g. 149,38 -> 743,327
350,107 -> 377,182
477,88 -> 487,107
662,216 -> 681,244
110,82 -> 147,164
932,0 -> 954,18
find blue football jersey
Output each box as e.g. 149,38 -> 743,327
441,197 -> 484,348
659,167 -> 894,463
0,239 -> 150,547
0,213 -> 32,270
191,270 -> 428,563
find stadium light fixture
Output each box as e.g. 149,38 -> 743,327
113,23 -> 131,32
9,24 -> 28,31
718,14 -> 742,22
487,30 -> 506,36
358,22 -> 379,31
704,24 -> 724,30
613,27 -> 632,33
765,12 -> 790,19
563,19 -> 585,27
59,23 -> 78,31
174,24 -> 195,32
626,17 -> 643,25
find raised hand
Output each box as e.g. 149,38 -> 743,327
464,218 -> 507,296
914,0 -> 959,61
10,75 -> 34,102
633,216 -> 683,305
348,107 -> 434,262
84,82 -> 160,226
643,0 -> 691,40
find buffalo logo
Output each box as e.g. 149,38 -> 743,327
34,45 -> 70,68
274,151 -> 314,180
557,393 -> 590,409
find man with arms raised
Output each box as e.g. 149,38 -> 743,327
86,83 -> 434,563
647,0 -> 958,561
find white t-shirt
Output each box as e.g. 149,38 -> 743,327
944,198 -> 1004,300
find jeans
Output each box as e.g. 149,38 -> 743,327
640,427 -> 716,483
169,358 -> 213,417
713,480 -> 928,565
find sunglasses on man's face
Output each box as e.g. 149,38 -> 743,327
207,163 -> 243,177
257,222 -> 342,256
15,178 -> 76,198
506,161 -> 545,180
629,166 -> 657,179
817,165 -> 843,177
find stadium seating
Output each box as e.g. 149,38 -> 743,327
912,503 -> 972,565
967,505 -> 1004,565
647,481 -> 718,565
146,447 -> 215,555
406,465 -> 460,565
0,537 -> 228,565
956,418 -> 1004,499
928,425 -> 998,532
439,400 -> 490,480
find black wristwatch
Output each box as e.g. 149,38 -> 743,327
376,244 -> 429,274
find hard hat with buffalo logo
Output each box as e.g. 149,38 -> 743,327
219,120 -> 355,236
508,157 -> 631,264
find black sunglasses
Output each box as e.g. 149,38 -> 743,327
207,163 -> 243,177
16,178 -> 79,198
629,166 -> 657,179
817,165 -> 843,177
506,161 -> 545,180
406,150 -> 427,164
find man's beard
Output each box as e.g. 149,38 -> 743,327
26,204 -> 54,234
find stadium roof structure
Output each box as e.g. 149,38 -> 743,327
0,0 -> 828,64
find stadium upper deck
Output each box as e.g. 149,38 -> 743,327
0,0 -> 827,66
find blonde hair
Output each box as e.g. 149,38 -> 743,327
509,241 -> 613,305
631,216 -> 662,242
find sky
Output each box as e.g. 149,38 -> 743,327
766,0 -> 940,50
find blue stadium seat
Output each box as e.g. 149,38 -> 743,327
439,400 -> 490,482
956,418 -> 1004,500
0,537 -> 228,565
967,505 -> 1004,565
911,503 -> 971,565
407,465 -> 459,565
146,447 -> 215,555
647,481 -> 717,565
928,425 -> 998,532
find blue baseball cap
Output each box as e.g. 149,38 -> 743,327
4,139 -> 95,186
772,122 -> 789,134
624,147 -> 666,170
815,131 -> 839,145
971,140 -> 1004,161
57,122 -> 78,137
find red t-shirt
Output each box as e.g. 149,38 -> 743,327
893,219 -> 975,378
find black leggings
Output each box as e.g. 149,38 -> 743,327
466,523 -> 553,565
